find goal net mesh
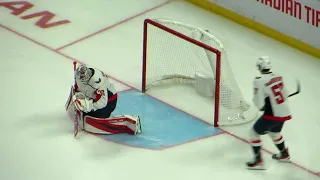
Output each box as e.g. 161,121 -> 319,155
142,19 -> 257,126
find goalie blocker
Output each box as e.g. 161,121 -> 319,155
65,64 -> 142,136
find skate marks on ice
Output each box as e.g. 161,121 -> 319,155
103,90 -> 223,150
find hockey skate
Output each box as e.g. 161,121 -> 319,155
135,115 -> 142,134
272,148 -> 291,163
246,157 -> 265,170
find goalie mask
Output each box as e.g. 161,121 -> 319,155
76,65 -> 93,83
256,56 -> 271,72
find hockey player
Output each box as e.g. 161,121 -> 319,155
65,63 -> 142,136
246,56 -> 291,170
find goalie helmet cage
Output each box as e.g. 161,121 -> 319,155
141,18 -> 257,127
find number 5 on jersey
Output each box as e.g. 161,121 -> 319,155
271,82 -> 284,104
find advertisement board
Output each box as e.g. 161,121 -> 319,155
209,0 -> 319,49
188,0 -> 320,57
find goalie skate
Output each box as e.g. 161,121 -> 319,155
135,116 -> 142,134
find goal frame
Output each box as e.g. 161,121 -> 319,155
141,19 -> 222,127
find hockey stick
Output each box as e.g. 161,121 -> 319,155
73,61 -> 79,138
288,79 -> 301,97
74,110 -> 79,138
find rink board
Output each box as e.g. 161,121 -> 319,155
103,90 -> 222,150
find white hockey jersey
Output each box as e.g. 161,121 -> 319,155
74,67 -> 117,112
253,72 -> 292,121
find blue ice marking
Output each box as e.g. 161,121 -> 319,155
103,90 -> 222,149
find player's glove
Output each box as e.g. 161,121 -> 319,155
72,92 -> 92,113
74,92 -> 86,99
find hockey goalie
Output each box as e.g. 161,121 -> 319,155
65,62 -> 142,137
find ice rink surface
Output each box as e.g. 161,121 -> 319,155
1,0 -> 319,179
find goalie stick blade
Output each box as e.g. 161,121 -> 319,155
74,110 -> 80,138
72,61 -> 81,138
74,119 -> 78,138
288,79 -> 301,97
73,110 -> 85,139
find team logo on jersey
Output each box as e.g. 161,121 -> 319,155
96,90 -> 105,96
95,78 -> 101,83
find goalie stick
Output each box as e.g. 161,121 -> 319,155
74,110 -> 79,138
73,61 -> 79,138
72,61 -> 87,139
288,79 -> 301,97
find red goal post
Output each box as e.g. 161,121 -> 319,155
141,18 -> 257,127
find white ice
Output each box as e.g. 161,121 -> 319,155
0,0 -> 319,180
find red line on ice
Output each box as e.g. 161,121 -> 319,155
55,1 -> 170,51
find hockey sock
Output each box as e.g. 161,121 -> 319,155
253,146 -> 261,158
276,142 -> 286,152
269,132 -> 286,152
250,130 -> 262,159
251,141 -> 262,159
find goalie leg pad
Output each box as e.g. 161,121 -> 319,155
84,115 -> 141,135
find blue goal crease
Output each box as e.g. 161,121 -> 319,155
103,90 -> 222,150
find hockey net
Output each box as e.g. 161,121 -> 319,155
142,19 -> 257,127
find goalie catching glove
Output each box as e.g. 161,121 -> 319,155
72,92 -> 93,113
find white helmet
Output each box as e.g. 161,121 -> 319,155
256,56 -> 271,71
76,65 -> 93,83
